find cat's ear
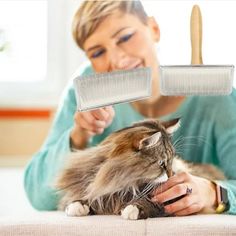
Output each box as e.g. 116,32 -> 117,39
162,118 -> 181,134
138,132 -> 162,150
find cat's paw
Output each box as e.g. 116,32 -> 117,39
121,205 -> 139,220
65,201 -> 90,217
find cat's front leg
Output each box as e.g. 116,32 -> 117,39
121,204 -> 150,220
65,201 -> 90,217
121,205 -> 140,220
121,199 -> 166,220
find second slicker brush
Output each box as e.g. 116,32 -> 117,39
160,5 -> 234,96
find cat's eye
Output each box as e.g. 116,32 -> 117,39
158,160 -> 164,167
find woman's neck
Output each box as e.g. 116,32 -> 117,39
131,70 -> 185,118
131,96 -> 185,118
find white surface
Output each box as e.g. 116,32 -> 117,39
0,211 -> 236,236
0,168 -> 35,217
0,169 -> 236,236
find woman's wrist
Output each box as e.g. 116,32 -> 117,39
70,126 -> 89,150
206,180 -> 218,209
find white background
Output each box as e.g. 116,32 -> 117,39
143,1 -> 236,66
0,0 -> 236,107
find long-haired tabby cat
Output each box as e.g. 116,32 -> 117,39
55,118 -> 225,220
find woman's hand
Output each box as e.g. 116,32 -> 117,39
70,106 -> 115,149
151,172 -> 217,216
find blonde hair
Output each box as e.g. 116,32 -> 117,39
72,0 -> 148,50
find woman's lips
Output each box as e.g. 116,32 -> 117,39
114,63 -> 143,71
124,64 -> 142,70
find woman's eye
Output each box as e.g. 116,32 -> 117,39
117,33 -> 134,44
91,49 -> 105,58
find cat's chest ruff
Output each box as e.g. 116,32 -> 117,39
172,158 -> 190,174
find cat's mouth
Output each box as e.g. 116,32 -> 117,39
138,172 -> 169,197
153,172 -> 168,185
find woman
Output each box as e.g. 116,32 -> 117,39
24,0 -> 236,215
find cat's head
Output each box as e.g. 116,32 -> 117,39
99,118 -> 180,185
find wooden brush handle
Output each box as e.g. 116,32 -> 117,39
191,5 -> 203,64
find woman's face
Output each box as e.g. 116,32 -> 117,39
83,10 -> 160,74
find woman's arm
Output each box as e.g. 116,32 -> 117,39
24,82 -> 77,210
214,113 -> 236,214
23,64 -> 115,210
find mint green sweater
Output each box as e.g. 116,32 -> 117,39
24,65 -> 236,214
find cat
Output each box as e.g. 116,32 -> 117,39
55,118 -> 225,220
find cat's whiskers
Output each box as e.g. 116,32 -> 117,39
133,181 -> 155,200
173,135 -> 184,147
174,136 -> 210,149
173,135 -> 211,155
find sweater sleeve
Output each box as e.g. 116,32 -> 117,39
24,81 -> 77,210
214,104 -> 236,215
24,63 -> 95,210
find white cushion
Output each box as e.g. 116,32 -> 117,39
0,211 -> 236,236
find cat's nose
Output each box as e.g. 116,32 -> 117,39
166,168 -> 173,178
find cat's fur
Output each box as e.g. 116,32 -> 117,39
55,118 -> 225,219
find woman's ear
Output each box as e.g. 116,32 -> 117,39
147,16 -> 160,42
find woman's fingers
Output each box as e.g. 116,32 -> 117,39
152,172 -> 191,196
92,106 -> 115,121
151,172 -> 215,216
174,203 -> 202,216
163,195 -> 196,214
151,183 -> 191,203
92,108 -> 110,121
104,106 -> 115,127
70,106 -> 115,148
75,112 -> 104,133
104,106 -> 115,117
75,111 -> 94,125
76,112 -> 96,131
151,172 -> 199,215
74,106 -> 115,134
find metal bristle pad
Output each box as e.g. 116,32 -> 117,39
74,67 -> 152,111
160,65 -> 234,96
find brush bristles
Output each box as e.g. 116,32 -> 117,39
74,67 -> 151,111
160,65 -> 234,96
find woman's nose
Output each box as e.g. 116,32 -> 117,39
108,47 -> 131,70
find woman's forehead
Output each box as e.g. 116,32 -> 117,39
83,10 -> 145,51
